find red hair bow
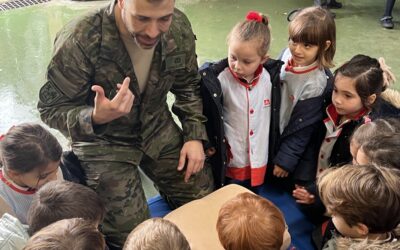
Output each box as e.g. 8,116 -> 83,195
246,11 -> 263,23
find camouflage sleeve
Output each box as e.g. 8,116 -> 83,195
37,31 -> 101,141
170,12 -> 208,143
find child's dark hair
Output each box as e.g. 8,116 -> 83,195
361,134 -> 400,170
27,180 -> 105,235
351,118 -> 400,147
334,55 -> 396,110
289,6 -> 336,68
0,123 -> 62,173
227,11 -> 271,57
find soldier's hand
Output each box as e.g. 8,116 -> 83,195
273,165 -> 289,178
91,77 -> 135,125
177,140 -> 205,183
293,185 -> 315,204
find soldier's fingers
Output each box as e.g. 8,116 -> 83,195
184,159 -> 196,183
184,168 -> 193,183
177,152 -> 186,171
112,78 -> 131,102
91,85 -> 106,100
192,160 -> 203,174
118,92 -> 135,111
119,77 -> 131,92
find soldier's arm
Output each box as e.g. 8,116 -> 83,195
38,35 -> 98,141
170,13 -> 208,143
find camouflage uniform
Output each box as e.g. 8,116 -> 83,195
37,1 -> 214,248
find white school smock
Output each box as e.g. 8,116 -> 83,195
279,48 -> 327,133
218,66 -> 272,186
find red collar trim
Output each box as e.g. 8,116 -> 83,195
326,104 -> 369,126
285,58 -> 319,74
228,65 -> 263,89
0,170 -> 36,195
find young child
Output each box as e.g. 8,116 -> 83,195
123,218 -> 190,250
293,54 -> 397,207
355,134 -> 400,168
350,118 -> 400,167
216,192 -> 291,250
274,6 -> 335,183
0,123 -> 63,224
318,164 -> 400,249
27,180 -> 105,235
201,11 -> 281,189
0,180 -> 105,249
23,218 -> 105,250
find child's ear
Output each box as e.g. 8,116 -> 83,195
367,94 -> 377,105
324,40 -> 331,51
118,0 -> 125,9
355,223 -> 369,236
261,55 -> 269,64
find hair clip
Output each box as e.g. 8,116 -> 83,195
246,11 -> 263,23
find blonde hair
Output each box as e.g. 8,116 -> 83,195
216,192 -> 285,250
23,218 -> 105,250
227,12 -> 271,57
289,6 -> 336,68
318,164 -> 400,233
123,218 -> 190,250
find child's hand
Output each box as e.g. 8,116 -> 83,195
293,185 -> 315,204
273,165 -> 289,178
205,147 -> 216,157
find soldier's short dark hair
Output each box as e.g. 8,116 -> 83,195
27,181 -> 105,235
24,218 -> 105,250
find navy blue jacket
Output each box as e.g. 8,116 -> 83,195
274,69 -> 334,182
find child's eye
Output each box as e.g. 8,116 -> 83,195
243,61 -> 252,65
38,174 -> 49,180
230,55 -> 237,61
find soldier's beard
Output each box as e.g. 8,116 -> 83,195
131,33 -> 160,50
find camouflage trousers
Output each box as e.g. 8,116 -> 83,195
80,136 -> 214,249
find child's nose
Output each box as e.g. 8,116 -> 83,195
294,44 -> 302,53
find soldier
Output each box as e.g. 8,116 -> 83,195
37,0 -> 214,249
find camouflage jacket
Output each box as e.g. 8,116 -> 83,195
38,1 -> 207,164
